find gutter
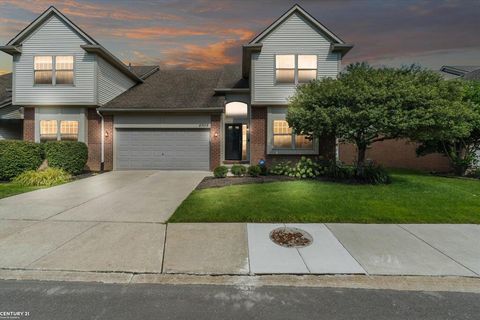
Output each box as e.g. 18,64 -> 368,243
96,108 -> 105,171
98,107 -> 224,113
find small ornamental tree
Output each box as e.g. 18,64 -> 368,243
415,80 -> 480,175
287,63 -> 473,171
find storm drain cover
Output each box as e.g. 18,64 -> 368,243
269,227 -> 313,248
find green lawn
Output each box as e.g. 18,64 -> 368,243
170,171 -> 480,223
0,183 -> 42,199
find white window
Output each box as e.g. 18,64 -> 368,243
55,56 -> 74,85
60,120 -> 79,141
275,55 -> 295,84
39,120 -> 57,142
34,56 -> 74,85
39,120 -> 79,142
34,56 -> 53,85
298,55 -> 317,83
273,120 -> 313,150
275,54 -> 317,84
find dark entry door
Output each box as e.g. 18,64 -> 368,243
225,124 -> 242,160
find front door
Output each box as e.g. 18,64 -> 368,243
225,124 -> 242,160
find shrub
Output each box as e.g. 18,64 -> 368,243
43,141 -> 88,175
324,162 -> 390,184
13,168 -> 71,187
248,165 -> 261,177
230,165 -> 247,176
355,163 -> 391,184
467,168 -> 480,179
270,157 -> 323,179
213,166 -> 228,178
0,140 -> 44,181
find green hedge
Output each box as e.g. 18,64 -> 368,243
0,140 -> 44,181
44,141 -> 88,175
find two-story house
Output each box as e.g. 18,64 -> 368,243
0,4 -> 352,171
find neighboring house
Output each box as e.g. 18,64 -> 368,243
440,65 -> 480,80
0,73 -> 23,140
0,4 -> 459,172
0,4 -> 352,171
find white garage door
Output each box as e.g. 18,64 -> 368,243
116,128 -> 210,170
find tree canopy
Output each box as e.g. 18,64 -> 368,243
287,62 -> 475,169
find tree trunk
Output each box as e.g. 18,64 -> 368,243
355,144 -> 367,176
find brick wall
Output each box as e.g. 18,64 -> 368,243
23,107 -> 35,141
339,139 -> 452,172
250,107 -> 267,165
86,109 -> 113,171
249,106 -> 336,166
210,115 -> 221,170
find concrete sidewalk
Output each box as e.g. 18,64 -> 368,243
0,222 -> 478,278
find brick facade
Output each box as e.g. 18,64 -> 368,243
249,106 -> 336,166
23,107 -> 35,141
86,108 -> 113,171
210,115 -> 221,170
339,139 -> 452,172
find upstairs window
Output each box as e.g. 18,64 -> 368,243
34,56 -> 74,85
275,54 -> 317,85
34,56 -> 53,85
55,56 -> 74,85
275,55 -> 295,84
298,55 -> 317,83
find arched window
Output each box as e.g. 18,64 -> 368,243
225,102 -> 248,118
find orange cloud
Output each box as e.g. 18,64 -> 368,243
0,0 -> 181,21
162,39 -> 242,69
111,27 -> 208,40
0,69 -> 10,75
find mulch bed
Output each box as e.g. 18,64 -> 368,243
72,171 -> 104,181
269,227 -> 313,248
196,175 -> 295,189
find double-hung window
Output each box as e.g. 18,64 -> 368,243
275,54 -> 317,84
34,56 -> 74,85
273,120 -> 313,150
34,56 -> 53,85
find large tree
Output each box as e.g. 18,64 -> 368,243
287,63 -> 473,170
415,80 -> 480,175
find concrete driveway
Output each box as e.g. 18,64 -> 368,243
0,171 -> 207,273
0,170 -> 207,222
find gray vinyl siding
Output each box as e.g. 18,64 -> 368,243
97,56 -> 135,105
12,14 -> 96,105
252,12 -> 340,105
0,105 -> 22,120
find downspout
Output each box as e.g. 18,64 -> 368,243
96,109 -> 105,171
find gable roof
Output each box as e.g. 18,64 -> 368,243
1,6 -> 142,83
463,69 -> 480,81
0,73 -> 12,104
100,69 -> 225,112
6,6 -> 98,46
440,65 -> 480,77
249,4 -> 346,45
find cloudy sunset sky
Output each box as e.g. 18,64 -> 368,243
0,0 -> 479,74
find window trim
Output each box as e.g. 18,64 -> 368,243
267,107 -> 319,155
33,55 -> 75,86
274,54 -> 318,86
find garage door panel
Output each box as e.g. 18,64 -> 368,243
116,128 -> 210,170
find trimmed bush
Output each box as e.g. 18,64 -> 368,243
13,168 -> 71,187
0,140 -> 44,181
213,166 -> 228,178
270,157 -> 323,179
230,165 -> 247,176
247,165 -> 261,177
44,141 -> 88,175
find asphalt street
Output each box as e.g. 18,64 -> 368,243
0,280 -> 479,319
